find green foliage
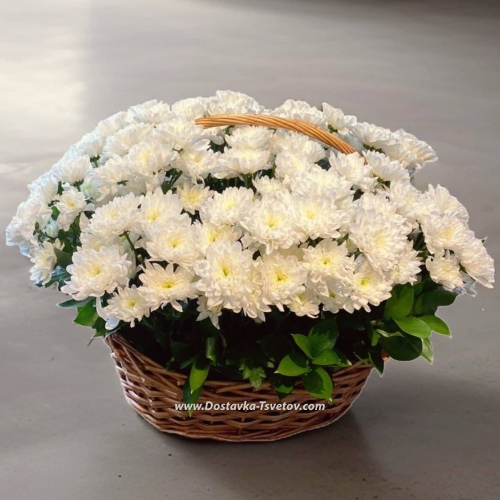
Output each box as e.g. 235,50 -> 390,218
301,367 -> 334,403
419,315 -> 451,336
384,284 -> 414,320
380,334 -> 423,361
189,356 -> 210,393
414,290 -> 456,315
74,300 -> 98,327
76,274 -> 456,405
394,317 -> 432,339
54,248 -> 72,269
277,352 -> 310,376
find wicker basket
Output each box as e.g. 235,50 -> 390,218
105,334 -> 374,442
104,114 -> 374,442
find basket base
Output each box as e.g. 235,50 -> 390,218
105,334 -> 374,442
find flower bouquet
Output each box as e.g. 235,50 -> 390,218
6,91 -> 494,441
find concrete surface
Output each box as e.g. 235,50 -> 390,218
1,1 -> 499,499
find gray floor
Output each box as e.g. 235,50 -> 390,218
1,1 -> 499,499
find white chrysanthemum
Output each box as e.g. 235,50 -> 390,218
125,139 -> 176,178
62,245 -> 132,300
139,262 -> 198,312
420,184 -> 468,222
354,191 -> 407,225
174,149 -> 220,181
28,172 -> 59,204
127,100 -> 171,124
273,99 -> 326,127
64,131 -> 106,160
55,187 -> 89,231
6,197 -> 51,254
255,252 -> 307,311
42,218 -> 60,239
104,285 -> 150,328
102,123 -> 153,157
92,156 -> 130,199
52,155 -> 91,185
290,165 -> 353,204
274,152 -> 315,184
135,189 -> 186,234
80,169 -> 107,203
351,122 -> 395,149
177,183 -> 213,214
363,151 -> 409,182
322,103 -> 357,134
87,193 -> 140,238
200,187 -> 254,227
347,257 -> 393,312
216,148 -> 270,178
317,277 -> 351,314
156,116 -> 206,152
421,213 -> 471,255
387,180 -> 422,224
95,111 -> 127,137
196,295 -> 223,328
193,221 -> 241,255
303,240 -> 354,295
426,252 -> 463,291
269,130 -> 326,162
390,241 -> 422,285
194,240 -> 255,312
385,129 -> 437,169
225,126 -> 274,149
350,209 -> 411,272
144,220 -> 200,268
456,238 -> 495,288
293,195 -> 350,240
29,239 -> 63,285
329,151 -> 376,191
253,176 -> 289,197
79,232 -> 123,252
240,197 -> 301,254
207,90 -> 264,115
171,97 -> 208,121
288,289 -> 321,318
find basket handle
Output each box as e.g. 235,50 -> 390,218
195,114 -> 357,155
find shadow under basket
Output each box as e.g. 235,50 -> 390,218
104,334 -> 375,442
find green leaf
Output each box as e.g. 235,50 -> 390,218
414,290 -> 456,315
171,341 -> 196,364
421,338 -> 434,363
58,297 -> 93,308
394,317 -> 432,339
205,337 -> 217,363
380,334 -> 423,361
291,334 -> 313,358
301,367 -> 334,403
366,321 -> 379,346
312,349 -> 342,366
73,300 -> 98,327
276,352 -> 310,376
182,378 -> 202,416
54,248 -> 72,269
258,335 -> 292,362
189,356 -> 210,393
332,348 -> 351,367
270,374 -> 295,400
368,352 -> 385,375
242,365 -> 266,389
308,317 -> 339,357
384,284 -> 414,320
419,315 -> 451,337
